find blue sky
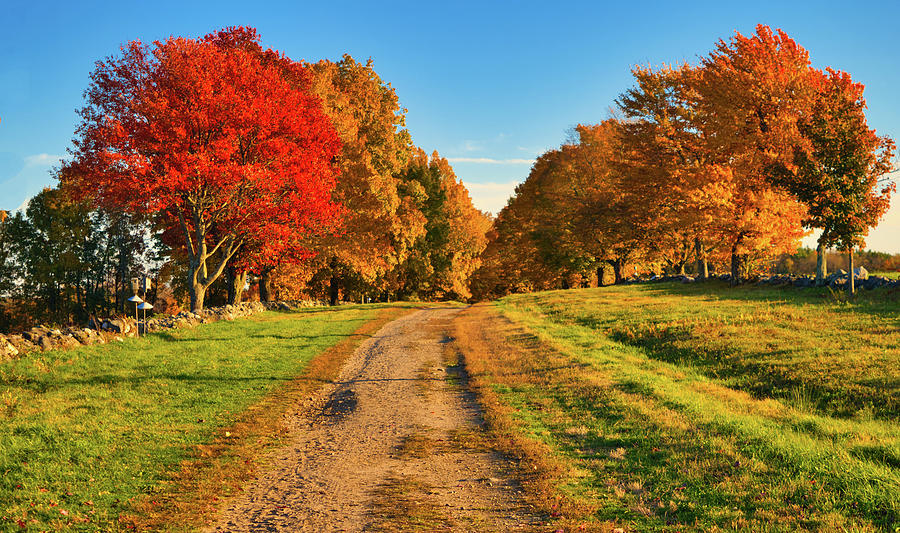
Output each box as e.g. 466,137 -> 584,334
2,0 -> 898,252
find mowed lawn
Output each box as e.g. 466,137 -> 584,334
456,282 -> 900,531
0,305 -> 403,531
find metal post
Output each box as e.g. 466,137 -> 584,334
127,293 -> 143,338
138,302 -> 153,335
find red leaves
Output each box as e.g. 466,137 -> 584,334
64,27 -> 342,308
68,28 -> 343,224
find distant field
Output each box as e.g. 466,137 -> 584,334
0,304 -> 416,531
455,282 -> 900,531
874,271 -> 900,280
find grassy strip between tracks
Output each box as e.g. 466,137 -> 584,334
1,303 -> 421,532
453,283 -> 900,532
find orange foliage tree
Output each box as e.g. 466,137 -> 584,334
298,55 -> 426,304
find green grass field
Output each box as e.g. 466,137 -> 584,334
456,282 -> 900,531
0,304 -> 410,531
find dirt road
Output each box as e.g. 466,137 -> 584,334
205,307 -> 537,532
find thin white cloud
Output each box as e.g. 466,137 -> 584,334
460,140 -> 482,152
448,157 -> 535,165
516,145 -> 544,155
0,154 -> 62,211
461,180 -> 521,215
24,153 -> 63,166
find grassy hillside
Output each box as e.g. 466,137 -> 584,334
454,282 -> 900,531
0,304 -> 416,532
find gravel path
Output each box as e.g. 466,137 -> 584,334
205,307 -> 536,532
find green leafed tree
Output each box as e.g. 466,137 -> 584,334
394,149 -> 490,300
771,68 -> 895,291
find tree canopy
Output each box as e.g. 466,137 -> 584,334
63,27 -> 342,310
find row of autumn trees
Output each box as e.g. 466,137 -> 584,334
0,26 -> 489,329
471,25 -> 895,298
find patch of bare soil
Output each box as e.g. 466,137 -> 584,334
204,307 -> 540,532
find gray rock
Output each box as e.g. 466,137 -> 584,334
104,319 -> 131,335
0,336 -> 19,360
862,276 -> 891,290
0,299 -> 310,359
853,266 -> 869,280
6,335 -> 36,354
825,270 -> 847,284
23,327 -> 49,342
38,336 -> 53,352
59,335 -> 80,349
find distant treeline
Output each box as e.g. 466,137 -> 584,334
773,248 -> 900,276
0,190 -> 154,332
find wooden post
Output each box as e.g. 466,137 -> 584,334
848,247 -> 855,296
815,240 -> 827,285
695,237 -> 708,280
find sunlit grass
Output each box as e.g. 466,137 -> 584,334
454,283 -> 900,531
528,281 -> 899,420
0,304 -> 414,531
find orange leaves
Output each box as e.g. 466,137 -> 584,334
482,24 -> 891,291
299,56 -> 423,290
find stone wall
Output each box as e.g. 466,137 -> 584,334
0,300 -> 327,361
625,269 -> 900,290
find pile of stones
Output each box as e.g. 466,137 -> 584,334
629,266 -> 899,291
0,299 -> 328,362
752,266 -> 899,290
0,325 -> 113,361
623,274 -> 700,284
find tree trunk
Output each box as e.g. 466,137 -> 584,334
189,280 -> 206,312
178,210 -> 242,313
613,258 -> 624,284
329,273 -> 340,305
695,237 -> 708,280
225,266 -> 236,305
678,262 -> 686,276
226,267 -> 247,305
848,247 -> 855,296
327,256 -> 341,306
596,266 -> 604,287
730,249 -> 742,286
236,270 -> 247,304
729,233 -> 749,286
815,240 -> 828,285
258,269 -> 272,303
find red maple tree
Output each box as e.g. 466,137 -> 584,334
64,27 -> 341,310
